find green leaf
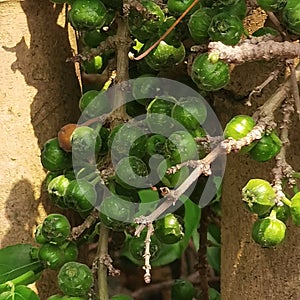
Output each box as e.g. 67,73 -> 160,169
208,287 -> 220,300
207,246 -> 220,274
207,223 -> 220,246
136,189 -> 160,217
0,285 -> 40,300
0,244 -> 43,284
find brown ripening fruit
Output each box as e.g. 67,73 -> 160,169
58,123 -> 77,152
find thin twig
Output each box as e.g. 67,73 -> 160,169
143,223 -> 154,284
247,70 -> 280,106
71,209 -> 99,240
287,59 -> 300,120
129,0 -> 200,61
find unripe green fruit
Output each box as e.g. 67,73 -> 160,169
58,262 -> 93,297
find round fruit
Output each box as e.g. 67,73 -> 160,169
58,262 -> 93,297
147,134 -> 167,156
271,204 -> 290,223
154,213 -> 184,244
132,74 -> 160,105
249,131 -> 282,162
144,40 -> 186,71
129,230 -> 161,261
115,156 -> 149,190
41,214 -> 71,244
242,179 -> 276,216
171,279 -> 195,300
79,90 -> 111,119
99,195 -> 133,230
208,12 -> 244,45
164,130 -> 198,164
71,126 -> 102,161
167,0 -> 200,15
41,138 -> 72,172
34,224 -> 49,244
282,0 -> 300,34
224,115 -> 257,152
63,242 -> 79,263
157,159 -> 190,188
128,0 -> 165,42
47,175 -> 72,208
68,0 -> 107,31
82,29 -> 108,48
217,0 -> 247,19
191,53 -> 230,91
58,124 -> 77,152
109,123 -> 148,161
257,0 -> 287,12
188,8 -> 214,44
252,26 -> 280,37
146,97 -> 177,134
290,192 -> 300,226
171,96 -> 207,130
38,243 -> 66,270
252,216 -> 286,247
64,179 -> 97,212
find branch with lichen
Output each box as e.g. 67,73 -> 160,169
208,39 -> 300,64
135,70 -> 299,237
142,224 -> 154,284
272,98 -> 295,206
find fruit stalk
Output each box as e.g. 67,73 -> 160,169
208,40 -> 300,64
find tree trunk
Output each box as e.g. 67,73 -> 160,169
219,63 -> 300,299
0,0 -> 80,296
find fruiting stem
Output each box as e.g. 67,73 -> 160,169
97,223 -> 110,300
130,0 -> 199,61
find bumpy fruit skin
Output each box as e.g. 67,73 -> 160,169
129,231 -> 161,261
35,224 -> 49,244
154,213 -> 184,244
165,130 -> 198,164
47,175 -> 71,208
41,214 -> 71,244
68,0 -> 107,30
63,242 -> 79,263
249,131 -> 282,162
71,126 -> 102,161
41,138 -> 72,172
167,0 -> 199,15
64,179 -> 97,212
128,0 -> 164,42
282,0 -> 300,34
146,97 -> 176,134
290,192 -> 300,226
257,0 -> 287,12
99,195 -> 133,231
58,262 -> 93,297
157,159 -> 189,188
191,53 -> 230,91
109,124 -> 148,161
171,279 -> 195,300
208,12 -> 244,45
38,243 -> 66,270
217,0 -> 247,20
144,40 -> 186,71
171,97 -> 207,130
224,115 -> 257,153
147,134 -> 167,156
242,179 -> 276,216
252,216 -> 286,247
115,156 -> 149,190
188,8 -> 213,44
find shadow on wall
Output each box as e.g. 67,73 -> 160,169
2,0 -> 82,297
4,0 -> 81,149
